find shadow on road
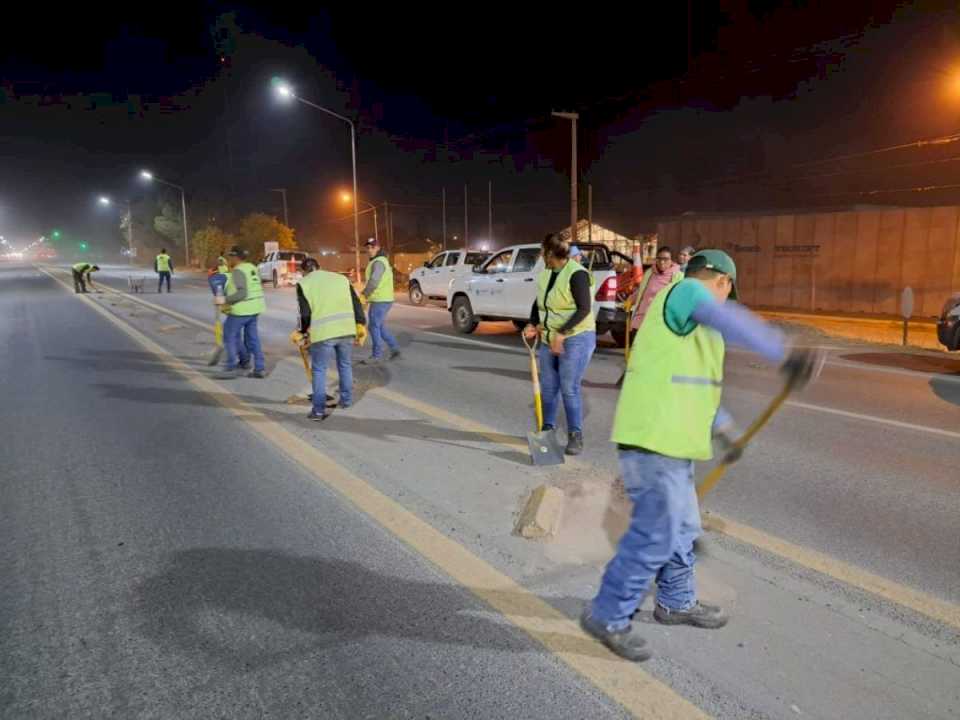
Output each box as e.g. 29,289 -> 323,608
449,364 -> 618,391
930,377 -> 960,407
411,338 -> 521,357
133,548 -> 600,669
840,351 -> 960,375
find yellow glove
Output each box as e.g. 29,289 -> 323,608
289,330 -> 306,347
355,324 -> 368,347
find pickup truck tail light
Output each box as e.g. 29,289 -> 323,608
595,275 -> 618,303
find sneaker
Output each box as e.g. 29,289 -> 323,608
238,360 -> 251,370
389,349 -> 401,360
565,431 -> 584,456
215,369 -> 242,380
247,370 -> 266,379
339,402 -> 352,409
653,602 -> 728,629
541,424 -> 555,432
307,410 -> 330,422
360,357 -> 383,366
579,608 -> 652,662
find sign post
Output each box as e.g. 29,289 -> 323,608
900,286 -> 914,347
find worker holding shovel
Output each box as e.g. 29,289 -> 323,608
580,250 -> 821,662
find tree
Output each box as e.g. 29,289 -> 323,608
236,213 -> 296,256
153,202 -> 184,249
192,225 -> 236,268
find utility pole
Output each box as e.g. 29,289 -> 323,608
488,180 -> 493,247
588,184 -> 593,244
384,201 -> 391,253
463,184 -> 469,252
441,187 -> 447,251
270,188 -> 289,227
552,111 -> 579,246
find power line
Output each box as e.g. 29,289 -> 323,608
812,181 -> 960,198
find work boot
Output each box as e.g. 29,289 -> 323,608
307,410 -> 330,422
565,431 -> 584,456
653,602 -> 728,629
541,424 -> 555,432
247,370 -> 266,379
579,608 -> 652,663
238,359 -> 251,370
360,357 -> 383,366
215,369 -> 242,380
389,349 -> 401,360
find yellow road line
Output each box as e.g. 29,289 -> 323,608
39,266 -> 707,719
47,267 -> 960,632
702,513 -> 960,630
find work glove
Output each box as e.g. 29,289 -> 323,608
713,430 -> 743,465
355,324 -> 368,347
779,347 -> 824,391
289,330 -> 308,348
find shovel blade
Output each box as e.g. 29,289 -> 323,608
527,429 -> 566,466
206,346 -> 224,366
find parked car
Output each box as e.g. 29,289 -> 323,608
937,294 -> 960,351
446,242 -> 631,341
258,250 -> 309,288
408,249 -> 491,305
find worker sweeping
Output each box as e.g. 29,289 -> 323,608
216,246 -> 266,380
360,237 -> 401,365
71,262 -> 100,293
580,249 -> 820,662
295,257 -> 367,421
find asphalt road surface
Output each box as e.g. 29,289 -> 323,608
3,262 -> 959,720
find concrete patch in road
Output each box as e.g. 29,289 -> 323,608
515,484 -> 565,539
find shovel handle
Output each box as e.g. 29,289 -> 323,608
522,333 -> 544,432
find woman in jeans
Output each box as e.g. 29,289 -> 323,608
523,234 -> 597,455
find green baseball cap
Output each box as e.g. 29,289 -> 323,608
686,249 -> 738,298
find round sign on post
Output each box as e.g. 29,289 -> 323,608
900,286 -> 914,346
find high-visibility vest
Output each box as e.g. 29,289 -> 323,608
364,255 -> 394,303
72,263 -> 92,274
298,270 -> 357,343
224,262 -> 265,316
611,280 -> 725,461
535,259 -> 595,343
156,254 -> 171,272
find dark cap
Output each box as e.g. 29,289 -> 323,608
364,237 -> 379,247
226,245 -> 246,258
686,249 -> 738,298
301,257 -> 319,273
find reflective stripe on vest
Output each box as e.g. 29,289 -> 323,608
364,255 -> 394,303
156,254 -> 171,272
224,262 -> 265,316
298,271 -> 357,343
535,259 -> 595,343
611,280 -> 725,461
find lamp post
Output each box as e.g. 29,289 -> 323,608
98,195 -> 134,264
270,188 -> 289,227
139,170 -> 190,266
552,111 -> 579,246
340,192 -> 378,244
274,79 -> 360,279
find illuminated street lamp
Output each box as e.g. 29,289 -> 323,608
97,194 -> 134,264
140,170 -> 190,265
339,191 -> 378,244
273,77 -> 360,277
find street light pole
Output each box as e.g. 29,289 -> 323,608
270,188 -> 289,227
552,111 -> 579,246
140,171 -> 190,266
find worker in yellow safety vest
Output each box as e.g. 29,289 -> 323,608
294,257 -> 367,421
72,262 -> 100,293
580,250 -> 819,662
360,237 -> 400,364
216,245 -> 266,380
155,248 -> 173,293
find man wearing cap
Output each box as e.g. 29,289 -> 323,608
217,246 -> 266,380
295,257 -> 367,421
580,249 -> 820,662
360,237 -> 400,364
677,246 -> 696,272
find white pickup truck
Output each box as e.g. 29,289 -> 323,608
408,248 -> 491,305
258,250 -> 309,288
446,242 -> 629,341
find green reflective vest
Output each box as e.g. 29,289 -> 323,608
365,255 -> 394,303
72,263 -> 92,274
535,259 -> 595,343
156,253 -> 171,272
298,270 -> 357,343
224,262 -> 265,316
217,261 -> 229,276
611,281 -> 725,461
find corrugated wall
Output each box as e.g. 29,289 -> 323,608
657,206 -> 960,316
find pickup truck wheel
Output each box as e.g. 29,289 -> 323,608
452,297 -> 478,334
272,270 -> 279,288
511,320 -> 527,332
409,282 -> 424,306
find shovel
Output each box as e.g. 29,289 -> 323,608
207,306 -> 225,366
522,332 -> 565,466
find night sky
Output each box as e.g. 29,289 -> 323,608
2,2 -> 959,258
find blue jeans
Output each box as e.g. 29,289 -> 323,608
223,314 -> 265,372
367,302 -> 399,359
537,331 -> 596,433
157,271 -> 171,293
590,449 -> 700,630
309,338 -> 354,413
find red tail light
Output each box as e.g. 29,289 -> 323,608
595,275 -> 618,302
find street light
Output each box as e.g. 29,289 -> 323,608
97,194 -> 134,264
140,169 -> 190,266
552,110 -> 580,247
339,191 -> 378,244
273,77 -> 361,278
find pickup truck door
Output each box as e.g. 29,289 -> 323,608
441,251 -> 463,297
468,248 -> 515,315
260,253 -> 275,280
419,253 -> 446,296
501,247 -> 542,318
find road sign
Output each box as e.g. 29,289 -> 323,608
900,286 -> 914,319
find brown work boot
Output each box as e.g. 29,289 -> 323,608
653,602 -> 728,629
579,608 -> 652,662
